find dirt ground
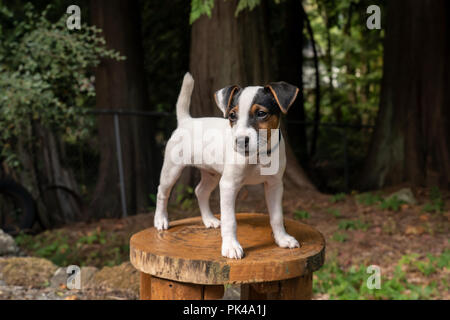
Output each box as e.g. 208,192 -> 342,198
7,184 -> 450,300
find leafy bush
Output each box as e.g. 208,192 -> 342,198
0,3 -> 124,169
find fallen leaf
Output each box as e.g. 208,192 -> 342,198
419,214 -> 429,221
405,225 -> 425,235
64,295 -> 78,300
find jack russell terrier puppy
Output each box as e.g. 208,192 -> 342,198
154,72 -> 300,259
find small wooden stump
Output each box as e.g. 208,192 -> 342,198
130,213 -> 325,300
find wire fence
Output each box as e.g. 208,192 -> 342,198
64,110 -> 374,218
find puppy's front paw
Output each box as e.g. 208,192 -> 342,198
275,234 -> 300,249
221,239 -> 244,259
202,216 -> 221,229
154,213 -> 169,231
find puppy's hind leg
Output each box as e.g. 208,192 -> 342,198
154,159 -> 184,231
195,170 -> 220,228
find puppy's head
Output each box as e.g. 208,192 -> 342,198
214,82 -> 299,155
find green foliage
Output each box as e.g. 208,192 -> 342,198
235,0 -> 262,16
147,193 -> 157,211
15,228 -> 130,267
174,184 -> 195,210
190,0 -> 284,23
327,208 -> 341,218
0,3 -> 124,169
338,219 -> 369,231
356,192 -> 383,206
379,195 -> 405,212
314,252 -> 443,299
78,230 -> 107,245
294,210 -> 310,220
422,186 -> 445,214
190,0 -> 215,24
330,192 -> 346,203
331,232 -> 347,242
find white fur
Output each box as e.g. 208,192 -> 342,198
154,73 -> 299,259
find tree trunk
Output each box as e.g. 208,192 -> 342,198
188,0 -> 315,191
89,0 -> 160,218
360,0 -> 450,189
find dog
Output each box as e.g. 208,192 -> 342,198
154,72 -> 300,259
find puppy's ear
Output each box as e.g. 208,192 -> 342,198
265,82 -> 299,114
214,85 -> 240,117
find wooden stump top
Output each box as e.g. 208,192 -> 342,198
130,213 -> 325,285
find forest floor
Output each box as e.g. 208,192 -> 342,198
2,184 -> 449,300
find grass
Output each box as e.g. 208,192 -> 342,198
293,210 -> 310,220
15,229 -> 130,267
327,208 -> 342,218
338,219 -> 370,231
330,193 -> 346,203
379,195 -> 406,212
313,250 -> 449,299
356,192 -> 383,206
422,186 -> 445,214
331,232 -> 348,243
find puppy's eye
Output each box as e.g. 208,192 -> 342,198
229,112 -> 237,121
257,110 -> 268,118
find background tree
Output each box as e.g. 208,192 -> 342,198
360,0 -> 450,189
188,0 -> 315,192
89,0 -> 160,218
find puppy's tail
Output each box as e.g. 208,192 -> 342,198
176,72 -> 194,123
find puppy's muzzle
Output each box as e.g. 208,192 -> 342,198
235,136 -> 250,151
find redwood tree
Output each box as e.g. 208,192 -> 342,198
360,0 -> 450,189
188,0 -> 315,191
89,0 -> 159,218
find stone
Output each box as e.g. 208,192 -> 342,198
0,229 -> 19,256
50,267 -> 67,288
387,188 -> 417,205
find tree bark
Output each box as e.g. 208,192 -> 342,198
360,0 -> 450,189
89,0 -> 160,218
188,0 -> 315,191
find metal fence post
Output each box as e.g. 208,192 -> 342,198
114,114 -> 127,218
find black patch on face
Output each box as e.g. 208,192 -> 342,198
246,87 -> 281,128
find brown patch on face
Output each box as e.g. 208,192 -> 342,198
228,105 -> 239,126
249,104 -> 280,150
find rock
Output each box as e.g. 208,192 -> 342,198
50,268 -> 67,288
0,257 -> 57,287
387,188 -> 417,205
92,262 -> 139,295
0,229 -> 19,256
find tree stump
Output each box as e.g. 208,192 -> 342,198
130,213 -> 325,300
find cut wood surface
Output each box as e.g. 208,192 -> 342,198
130,213 -> 325,285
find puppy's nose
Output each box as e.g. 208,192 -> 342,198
236,136 -> 250,149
